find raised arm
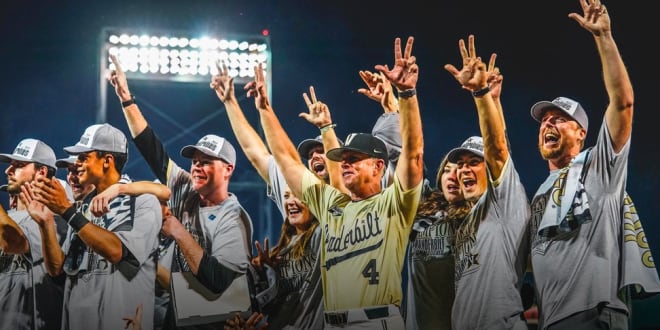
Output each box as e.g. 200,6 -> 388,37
299,86 -> 346,193
569,0 -> 633,152
107,54 -> 148,138
374,36 -> 424,190
245,64 -> 310,198
359,70 -> 402,164
107,54 -> 172,182
444,35 -> 508,180
211,62 -> 273,182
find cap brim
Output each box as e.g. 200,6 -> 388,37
446,147 -> 484,163
530,101 -> 557,123
0,153 -> 32,164
63,145 -> 94,155
56,159 -> 75,168
326,146 -> 386,162
296,139 -> 323,159
180,145 -> 232,164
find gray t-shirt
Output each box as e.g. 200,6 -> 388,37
167,163 -> 253,275
61,191 -> 162,330
406,212 -> 454,330
451,156 -> 530,329
530,122 -> 630,328
0,209 -> 66,330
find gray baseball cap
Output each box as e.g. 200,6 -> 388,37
447,136 -> 485,163
326,133 -> 388,163
64,123 -> 128,155
530,96 -> 589,131
0,138 -> 57,170
180,134 -> 236,165
296,135 -> 344,160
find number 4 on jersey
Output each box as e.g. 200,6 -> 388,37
362,259 -> 379,284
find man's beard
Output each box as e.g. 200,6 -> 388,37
539,140 -> 569,160
6,182 -> 22,195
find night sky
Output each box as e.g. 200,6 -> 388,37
1,0 -> 658,325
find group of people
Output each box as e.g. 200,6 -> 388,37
1,1 -> 658,330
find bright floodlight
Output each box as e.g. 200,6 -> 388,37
101,28 -> 270,84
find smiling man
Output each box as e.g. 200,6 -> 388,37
29,124 -> 162,330
258,36 -> 425,329
107,54 -> 254,329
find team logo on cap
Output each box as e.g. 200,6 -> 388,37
78,125 -> 101,147
13,140 -> 36,158
197,136 -> 221,153
553,97 -> 579,115
463,137 -> 484,153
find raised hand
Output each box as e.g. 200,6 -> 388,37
569,0 -> 610,35
444,35 -> 489,92
107,54 -> 133,102
210,61 -> 236,103
486,53 -> 503,100
357,70 -> 397,113
299,86 -> 333,128
375,36 -> 418,91
252,237 -> 280,269
244,63 -> 271,110
19,183 -> 55,228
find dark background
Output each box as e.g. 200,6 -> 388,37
1,1 -> 658,327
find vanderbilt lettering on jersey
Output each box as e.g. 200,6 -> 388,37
324,211 -> 383,270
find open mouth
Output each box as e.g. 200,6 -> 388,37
544,131 -> 559,146
312,162 -> 325,175
462,178 -> 476,189
445,183 -> 460,194
287,207 -> 301,216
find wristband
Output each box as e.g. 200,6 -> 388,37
62,205 -> 77,220
62,205 -> 90,232
398,88 -> 416,99
121,95 -> 136,108
472,86 -> 491,98
68,213 -> 91,232
319,123 -> 336,134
